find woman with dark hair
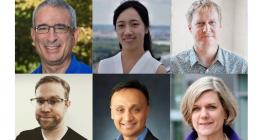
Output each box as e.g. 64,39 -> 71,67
97,0 -> 167,74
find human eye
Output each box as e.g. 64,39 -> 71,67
36,98 -> 45,105
132,107 -> 141,113
196,22 -> 204,27
207,105 -> 217,110
209,21 -> 216,26
36,25 -> 49,33
192,106 -> 200,112
115,107 -> 124,114
54,24 -> 68,33
48,98 -> 61,105
116,23 -> 125,29
131,22 -> 139,27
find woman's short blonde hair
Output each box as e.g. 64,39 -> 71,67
180,76 -> 238,128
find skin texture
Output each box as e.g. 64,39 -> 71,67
110,88 -> 149,140
116,8 -> 148,53
191,91 -> 227,140
35,82 -> 70,131
189,7 -> 221,49
31,6 -> 79,73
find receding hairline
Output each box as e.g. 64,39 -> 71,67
110,88 -> 149,106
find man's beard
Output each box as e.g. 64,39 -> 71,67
37,115 -> 62,130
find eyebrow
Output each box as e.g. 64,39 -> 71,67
36,95 -> 62,99
111,104 -> 143,108
117,19 -> 140,24
193,103 -> 217,107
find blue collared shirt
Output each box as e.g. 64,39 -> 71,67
170,47 -> 248,74
116,128 -> 148,140
32,54 -> 92,73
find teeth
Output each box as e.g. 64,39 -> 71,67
121,123 -> 135,128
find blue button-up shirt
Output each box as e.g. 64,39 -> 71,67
170,47 -> 248,74
116,128 -> 148,140
32,54 -> 92,73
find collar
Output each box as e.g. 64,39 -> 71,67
189,46 -> 225,67
32,54 -> 90,73
116,127 -> 148,140
41,126 -> 68,140
185,125 -> 241,140
65,54 -> 79,73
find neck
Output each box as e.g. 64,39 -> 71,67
42,122 -> 67,140
194,44 -> 218,67
197,131 -> 226,140
42,57 -> 71,73
121,48 -> 145,73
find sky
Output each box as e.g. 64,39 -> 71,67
93,0 -> 171,26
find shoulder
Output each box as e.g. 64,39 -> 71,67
145,129 -> 159,140
68,54 -> 92,73
98,53 -> 120,73
170,49 -> 192,74
63,127 -> 87,140
172,49 -> 192,64
220,48 -> 248,73
16,127 -> 42,140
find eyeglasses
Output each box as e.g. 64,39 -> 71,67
30,97 -> 68,106
33,24 -> 74,34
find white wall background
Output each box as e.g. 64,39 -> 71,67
15,74 -> 92,139
171,0 -> 248,60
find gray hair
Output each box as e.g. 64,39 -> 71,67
32,0 -> 77,28
186,0 -> 222,24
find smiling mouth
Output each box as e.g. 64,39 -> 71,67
44,45 -> 60,53
123,37 -> 135,43
199,122 -> 213,126
121,123 -> 136,129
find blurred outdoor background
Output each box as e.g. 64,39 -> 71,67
15,0 -> 92,73
171,74 -> 248,140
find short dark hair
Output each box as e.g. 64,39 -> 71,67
110,80 -> 150,105
35,75 -> 70,100
113,0 -> 155,58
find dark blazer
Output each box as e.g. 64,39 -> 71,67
145,129 -> 159,140
16,127 -> 87,140
116,128 -> 159,140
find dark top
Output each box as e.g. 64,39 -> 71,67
16,127 -> 87,140
116,128 -> 159,140
185,125 -> 241,140
32,54 -> 92,73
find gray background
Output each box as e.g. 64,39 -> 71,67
93,74 -> 170,140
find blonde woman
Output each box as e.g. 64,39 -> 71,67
181,76 -> 241,140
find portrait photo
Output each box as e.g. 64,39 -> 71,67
93,74 -> 170,140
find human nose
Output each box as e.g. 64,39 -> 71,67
123,111 -> 134,121
124,25 -> 132,35
40,102 -> 52,112
46,27 -> 58,42
200,108 -> 209,118
202,23 -> 211,33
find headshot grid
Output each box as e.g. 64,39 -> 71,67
13,0 -> 248,140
